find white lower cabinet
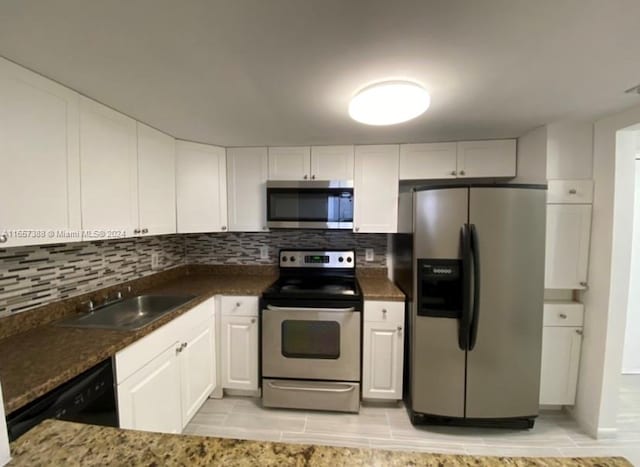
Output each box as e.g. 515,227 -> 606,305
116,297 -> 217,432
117,344 -> 183,434
362,301 -> 404,400
220,296 -> 259,391
539,303 -> 584,406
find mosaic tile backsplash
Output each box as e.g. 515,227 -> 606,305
0,231 -> 387,317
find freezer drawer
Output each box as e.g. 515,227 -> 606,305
262,379 -> 360,413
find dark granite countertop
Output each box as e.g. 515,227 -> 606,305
357,272 -> 406,302
8,419 -> 632,466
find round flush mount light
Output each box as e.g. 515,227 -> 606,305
348,80 -> 430,125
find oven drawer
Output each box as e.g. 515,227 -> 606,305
262,379 -> 360,413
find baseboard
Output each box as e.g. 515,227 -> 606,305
224,388 -> 261,398
621,369 -> 640,375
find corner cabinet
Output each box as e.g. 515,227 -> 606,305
362,301 -> 405,400
539,303 -> 584,405
0,57 -> 82,247
354,145 -> 400,233
226,147 -> 269,232
176,141 -> 228,233
220,296 -> 259,392
116,297 -> 217,433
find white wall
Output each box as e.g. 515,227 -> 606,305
0,383 -> 10,466
573,104 -> 640,438
622,153 -> 640,374
547,120 -> 594,180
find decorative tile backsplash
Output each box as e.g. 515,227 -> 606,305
184,231 -> 388,268
0,236 -> 185,317
0,231 -> 388,317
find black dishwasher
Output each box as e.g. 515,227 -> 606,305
6,358 -> 118,441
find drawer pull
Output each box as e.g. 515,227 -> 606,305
236,302 -> 241,307
579,281 -> 588,288
268,381 -> 355,393
559,313 -> 567,319
450,170 -> 457,176
251,318 -> 256,324
568,189 -> 577,195
575,329 -> 583,336
397,326 -> 403,332
382,309 -> 387,314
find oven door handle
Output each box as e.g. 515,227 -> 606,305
267,381 -> 356,393
265,305 -> 356,313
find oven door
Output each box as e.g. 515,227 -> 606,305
266,181 -> 353,229
261,305 -> 361,382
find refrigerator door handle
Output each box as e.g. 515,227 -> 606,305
458,223 -> 472,351
469,223 -> 481,350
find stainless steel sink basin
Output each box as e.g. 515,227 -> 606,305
57,295 -> 197,331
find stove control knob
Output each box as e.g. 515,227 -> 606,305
290,256 -> 296,262
346,257 -> 352,263
338,257 -> 344,263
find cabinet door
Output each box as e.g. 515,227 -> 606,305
176,141 -> 227,233
354,145 -> 399,233
221,315 -> 258,390
456,140 -> 516,178
539,326 -> 582,405
180,317 -> 216,426
117,344 -> 182,434
545,204 -> 592,289
226,147 -> 268,232
80,97 -> 138,238
137,123 -> 176,236
362,321 -> 404,400
399,143 -> 457,180
268,146 -> 311,180
310,145 -> 354,180
0,58 -> 81,247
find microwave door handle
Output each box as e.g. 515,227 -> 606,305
266,305 -> 356,313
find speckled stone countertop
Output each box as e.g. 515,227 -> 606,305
8,420 -> 631,467
357,270 -> 406,302
0,265 -> 277,414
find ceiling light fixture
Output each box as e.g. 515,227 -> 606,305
348,80 -> 430,125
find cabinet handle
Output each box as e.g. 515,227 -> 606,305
236,302 -> 241,307
382,309 -> 387,314
221,226 -> 227,231
575,329 -> 583,336
182,342 -> 187,349
134,228 -> 141,234
251,318 -> 256,324
579,281 -> 588,288
559,313 -> 567,319
355,227 -> 360,232
176,346 -> 182,355
0,233 -> 7,244
568,189 -> 577,195
141,228 -> 149,234
311,174 -> 316,180
450,170 -> 457,176
304,175 -> 308,180
459,170 -> 465,176
397,326 -> 403,332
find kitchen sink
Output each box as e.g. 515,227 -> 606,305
57,295 -> 197,331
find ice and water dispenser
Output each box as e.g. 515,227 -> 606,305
416,259 -> 463,319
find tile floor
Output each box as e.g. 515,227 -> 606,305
184,375 -> 640,464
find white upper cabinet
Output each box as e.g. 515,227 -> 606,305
268,146 -> 311,180
456,139 -> 516,178
354,145 -> 399,233
226,147 -> 268,232
545,204 -> 592,289
399,143 -> 457,180
0,58 -> 81,247
137,123 -> 176,236
176,141 -> 227,233
80,97 -> 138,238
310,145 -> 354,180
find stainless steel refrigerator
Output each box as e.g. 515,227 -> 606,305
394,184 -> 546,429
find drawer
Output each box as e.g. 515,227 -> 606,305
220,295 -> 259,317
263,379 -> 360,413
364,301 -> 404,323
543,302 -> 584,327
547,180 -> 593,204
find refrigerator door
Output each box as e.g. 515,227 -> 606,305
465,187 -> 546,419
412,187 -> 468,417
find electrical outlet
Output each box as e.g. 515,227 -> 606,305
260,245 -> 269,260
365,248 -> 374,262
151,253 -> 160,270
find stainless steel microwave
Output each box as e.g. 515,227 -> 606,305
266,180 -> 354,229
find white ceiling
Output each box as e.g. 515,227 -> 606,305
1,0 -> 640,146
